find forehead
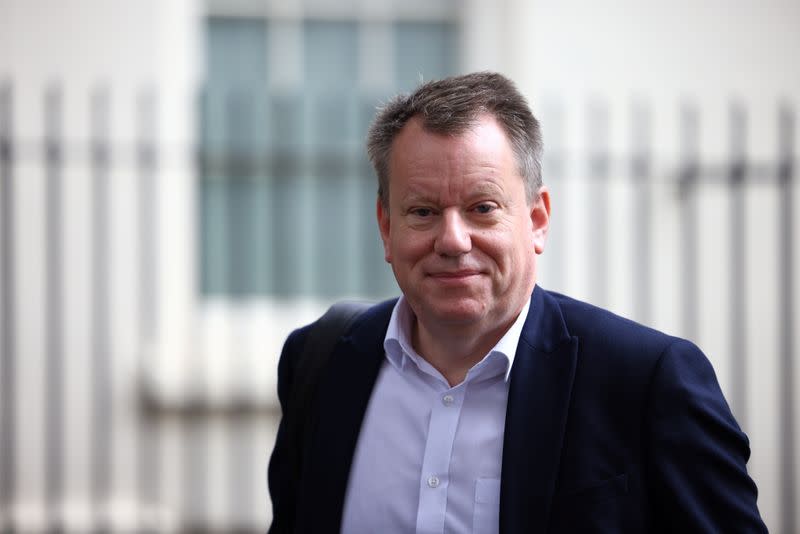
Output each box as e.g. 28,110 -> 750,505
388,115 -> 518,183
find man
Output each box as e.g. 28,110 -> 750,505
268,72 -> 766,533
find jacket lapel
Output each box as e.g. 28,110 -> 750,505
500,286 -> 578,533
300,299 -> 395,533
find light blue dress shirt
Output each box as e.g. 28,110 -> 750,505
340,296 -> 530,534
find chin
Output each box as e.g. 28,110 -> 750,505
421,299 -> 487,325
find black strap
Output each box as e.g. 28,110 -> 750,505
286,300 -> 371,483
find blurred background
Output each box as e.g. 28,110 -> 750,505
1,0 -> 798,532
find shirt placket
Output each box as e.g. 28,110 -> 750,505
415,384 -> 465,534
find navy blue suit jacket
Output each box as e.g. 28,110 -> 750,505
268,286 -> 766,532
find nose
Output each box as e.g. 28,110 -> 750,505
434,209 -> 471,256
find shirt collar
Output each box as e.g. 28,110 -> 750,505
383,295 -> 531,382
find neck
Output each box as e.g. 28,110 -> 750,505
411,314 -> 517,387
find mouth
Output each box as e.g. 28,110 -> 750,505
427,270 -> 483,281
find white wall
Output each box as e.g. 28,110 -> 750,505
0,0 -> 202,530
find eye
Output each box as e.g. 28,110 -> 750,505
410,207 -> 434,217
473,203 -> 497,214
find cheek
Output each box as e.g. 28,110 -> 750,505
392,231 -> 432,262
474,230 -> 514,259
475,233 -> 531,274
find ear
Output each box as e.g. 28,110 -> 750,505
530,186 -> 551,255
376,198 -> 392,263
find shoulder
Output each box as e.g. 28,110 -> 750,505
280,298 -> 398,359
541,290 -> 732,438
544,289 -> 686,360
536,289 -> 715,390
275,297 -> 397,403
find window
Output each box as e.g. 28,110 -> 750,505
200,14 -> 458,299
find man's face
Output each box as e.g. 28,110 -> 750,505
377,114 -> 550,333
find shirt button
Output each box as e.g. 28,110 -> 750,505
427,475 -> 440,488
442,394 -> 454,406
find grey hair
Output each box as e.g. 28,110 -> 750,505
366,71 -> 543,207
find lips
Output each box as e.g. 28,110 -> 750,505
426,270 -> 484,282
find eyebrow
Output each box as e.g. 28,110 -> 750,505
463,181 -> 505,197
400,181 -> 507,205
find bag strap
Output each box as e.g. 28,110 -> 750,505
287,300 -> 372,483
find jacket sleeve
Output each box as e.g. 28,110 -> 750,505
267,326 -> 308,534
645,339 -> 767,532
